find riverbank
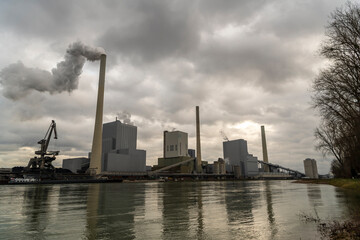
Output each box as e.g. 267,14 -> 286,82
294,178 -> 360,192
296,178 -> 360,239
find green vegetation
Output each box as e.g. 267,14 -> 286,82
295,178 -> 360,192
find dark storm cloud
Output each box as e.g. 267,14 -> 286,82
99,1 -> 200,63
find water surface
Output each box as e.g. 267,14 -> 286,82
0,180 -> 358,240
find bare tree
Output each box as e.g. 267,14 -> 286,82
313,2 -> 360,177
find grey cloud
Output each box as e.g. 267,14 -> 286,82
99,1 -> 200,63
0,0 -> 341,173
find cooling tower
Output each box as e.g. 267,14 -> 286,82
89,54 -> 106,176
196,106 -> 202,173
261,125 -> 270,172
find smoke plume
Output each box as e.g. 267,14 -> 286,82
0,41 -> 105,100
117,111 -> 134,125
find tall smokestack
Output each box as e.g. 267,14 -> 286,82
89,54 -> 106,175
261,125 -> 270,172
163,131 -> 168,158
196,106 -> 202,173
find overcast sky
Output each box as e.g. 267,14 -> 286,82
0,0 -> 350,174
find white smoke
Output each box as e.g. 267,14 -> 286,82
0,41 -> 105,100
117,111 -> 134,125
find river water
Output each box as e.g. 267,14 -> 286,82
0,180 -> 359,240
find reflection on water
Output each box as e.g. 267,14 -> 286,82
0,181 -> 358,240
85,183 -> 145,239
22,185 -> 52,237
263,181 -> 278,239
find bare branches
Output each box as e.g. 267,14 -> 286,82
313,2 -> 360,177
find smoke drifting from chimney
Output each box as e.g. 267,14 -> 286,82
0,41 -> 105,100
117,111 -> 134,125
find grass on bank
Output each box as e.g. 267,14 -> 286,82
294,178 -> 360,191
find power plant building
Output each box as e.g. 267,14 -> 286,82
102,120 -> 146,172
154,130 -> 193,173
303,158 -> 319,179
163,131 -> 188,158
62,157 -> 89,173
223,139 -> 258,177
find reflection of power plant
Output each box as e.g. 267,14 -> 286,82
85,183 -> 145,239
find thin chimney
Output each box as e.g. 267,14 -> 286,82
89,54 -> 106,176
196,106 -> 202,173
261,125 -> 270,172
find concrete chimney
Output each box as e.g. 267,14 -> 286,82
261,125 -> 270,172
163,131 -> 168,158
196,106 -> 202,173
89,54 -> 106,176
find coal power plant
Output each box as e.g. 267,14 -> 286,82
0,42 -> 315,185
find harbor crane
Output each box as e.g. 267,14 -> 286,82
26,120 -> 59,171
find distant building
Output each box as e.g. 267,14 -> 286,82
303,158 -> 319,179
62,157 -> 89,173
102,120 -> 146,172
223,139 -> 259,177
215,158 -> 226,174
246,154 -> 259,176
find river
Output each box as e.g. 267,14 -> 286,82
0,180 -> 359,240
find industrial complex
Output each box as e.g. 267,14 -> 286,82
62,107 -> 314,180
0,48 -> 321,184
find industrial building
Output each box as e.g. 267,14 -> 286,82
303,158 -> 319,179
63,120 -> 146,173
223,139 -> 259,177
188,149 -> 195,158
102,120 -> 146,172
62,157 -> 89,173
163,131 -> 188,158
154,130 -> 194,173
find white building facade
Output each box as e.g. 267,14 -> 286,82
163,131 -> 188,158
